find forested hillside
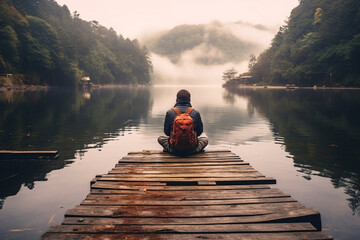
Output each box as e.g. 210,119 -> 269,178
249,0 -> 360,87
145,22 -> 261,65
0,0 -> 152,86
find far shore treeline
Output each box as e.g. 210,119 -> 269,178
0,0 -> 153,86
246,0 -> 360,87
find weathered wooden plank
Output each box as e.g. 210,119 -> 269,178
83,196 -> 291,203
108,170 -> 259,175
85,188 -> 288,196
84,190 -> 147,196
89,189 -> 288,199
90,183 -> 271,191
121,153 -> 240,159
118,159 -> 243,163
113,165 -> 254,171
40,232 -> 333,240
116,163 -> 251,167
110,166 -> 256,172
46,222 -> 316,234
104,172 -> 265,178
194,149 -> 232,153
116,162 -> 250,167
126,151 -> 236,157
61,208 -> 321,226
65,202 -> 306,218
94,177 -> 276,185
123,155 -> 238,158
110,167 -> 256,171
122,154 -> 240,159
0,150 -> 59,159
93,181 -> 167,187
87,188 -> 288,198
99,174 -> 265,179
80,196 -> 297,206
121,156 -> 241,161
128,149 -> 232,154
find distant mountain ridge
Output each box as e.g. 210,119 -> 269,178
144,21 -> 272,65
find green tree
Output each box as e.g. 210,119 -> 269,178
249,0 -> 360,87
1,0 -> 152,86
248,54 -> 257,69
222,67 -> 238,82
0,25 -> 20,72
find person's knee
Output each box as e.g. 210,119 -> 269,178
158,136 -> 170,151
198,137 -> 209,146
158,136 -> 168,144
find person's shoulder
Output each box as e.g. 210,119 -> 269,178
190,108 -> 201,115
166,108 -> 176,115
190,107 -> 199,113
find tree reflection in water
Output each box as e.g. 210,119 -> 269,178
0,87 -> 152,207
225,87 -> 360,215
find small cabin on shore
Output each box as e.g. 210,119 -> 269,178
80,76 -> 92,87
81,76 -> 91,83
0,74 -> 13,78
286,84 -> 296,89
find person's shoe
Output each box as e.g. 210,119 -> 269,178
158,136 -> 171,152
196,137 -> 209,152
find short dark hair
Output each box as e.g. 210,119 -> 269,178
176,89 -> 191,102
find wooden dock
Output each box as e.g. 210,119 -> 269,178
41,150 -> 332,239
0,150 -> 59,160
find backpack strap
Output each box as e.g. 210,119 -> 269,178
185,107 -> 194,115
172,107 -> 182,115
172,107 -> 194,115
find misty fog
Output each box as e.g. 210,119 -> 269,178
144,21 -> 278,85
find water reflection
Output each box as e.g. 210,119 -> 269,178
0,87 -> 152,208
225,87 -> 360,215
1,86 -> 359,240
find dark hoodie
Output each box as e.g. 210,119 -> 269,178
163,102 -> 203,136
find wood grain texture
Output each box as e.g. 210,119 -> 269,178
40,150 -> 332,239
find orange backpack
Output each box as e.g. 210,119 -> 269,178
169,107 -> 197,151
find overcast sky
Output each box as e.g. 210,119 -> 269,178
56,0 -> 299,39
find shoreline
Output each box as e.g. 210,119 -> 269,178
0,85 -> 51,91
0,83 -> 151,91
223,84 -> 360,90
1,84 -> 360,92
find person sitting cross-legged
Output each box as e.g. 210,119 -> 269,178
158,89 -> 208,155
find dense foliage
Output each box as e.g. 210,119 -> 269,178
249,0 -> 360,87
145,22 -> 259,65
0,0 -> 152,86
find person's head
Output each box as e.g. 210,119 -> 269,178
176,89 -> 191,103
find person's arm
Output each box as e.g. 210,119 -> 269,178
164,111 -> 172,136
195,111 -> 203,136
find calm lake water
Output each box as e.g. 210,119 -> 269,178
0,86 -> 359,239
